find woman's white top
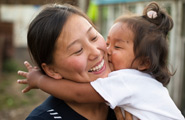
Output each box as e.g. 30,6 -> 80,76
91,69 -> 185,120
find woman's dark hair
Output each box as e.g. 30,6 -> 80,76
115,2 -> 174,86
27,4 -> 94,74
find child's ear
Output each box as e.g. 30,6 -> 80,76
137,58 -> 150,71
41,63 -> 63,80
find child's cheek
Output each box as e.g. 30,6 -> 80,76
111,52 -> 119,69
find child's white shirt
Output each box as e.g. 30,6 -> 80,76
90,69 -> 185,120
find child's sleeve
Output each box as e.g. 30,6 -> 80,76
90,72 -> 133,109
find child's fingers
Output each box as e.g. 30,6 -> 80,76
17,79 -> 28,84
17,71 -> 27,77
125,111 -> 133,120
22,86 -> 31,93
24,61 -> 33,70
34,66 -> 39,69
17,71 -> 28,77
114,107 -> 124,120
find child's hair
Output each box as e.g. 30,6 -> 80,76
115,2 -> 174,86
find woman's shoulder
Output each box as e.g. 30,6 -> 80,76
26,96 -> 88,120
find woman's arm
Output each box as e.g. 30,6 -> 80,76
17,61 -> 104,103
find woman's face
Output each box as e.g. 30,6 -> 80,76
48,14 -> 111,82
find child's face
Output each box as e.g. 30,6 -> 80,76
107,22 -> 139,71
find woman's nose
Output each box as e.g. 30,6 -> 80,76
88,44 -> 100,61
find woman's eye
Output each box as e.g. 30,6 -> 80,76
92,36 -> 97,41
74,48 -> 83,54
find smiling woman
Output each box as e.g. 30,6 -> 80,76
18,3 -> 116,120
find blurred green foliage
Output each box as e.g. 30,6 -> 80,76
2,59 -> 20,73
0,73 -> 38,110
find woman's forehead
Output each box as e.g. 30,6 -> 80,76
54,14 -> 93,50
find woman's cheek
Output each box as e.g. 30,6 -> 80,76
98,36 -> 107,52
67,57 -> 86,72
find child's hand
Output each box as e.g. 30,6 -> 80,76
114,107 -> 133,120
124,111 -> 133,120
17,61 -> 43,93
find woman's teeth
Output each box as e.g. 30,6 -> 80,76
89,60 -> 104,72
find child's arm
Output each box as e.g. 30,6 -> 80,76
18,61 -> 133,120
17,61 -> 104,103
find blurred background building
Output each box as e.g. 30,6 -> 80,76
0,0 -> 184,119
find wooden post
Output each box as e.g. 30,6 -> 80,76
168,0 -> 184,108
0,37 -> 5,75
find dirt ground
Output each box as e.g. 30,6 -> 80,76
0,104 -> 41,120
0,96 -> 49,120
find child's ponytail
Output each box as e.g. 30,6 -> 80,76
143,2 -> 173,36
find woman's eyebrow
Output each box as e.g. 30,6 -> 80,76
87,26 -> 93,34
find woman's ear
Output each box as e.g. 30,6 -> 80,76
137,58 -> 150,71
41,63 -> 62,80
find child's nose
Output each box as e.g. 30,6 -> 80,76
107,46 -> 112,55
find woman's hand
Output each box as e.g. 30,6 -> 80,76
17,61 -> 43,93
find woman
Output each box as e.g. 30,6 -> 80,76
19,3 -> 117,120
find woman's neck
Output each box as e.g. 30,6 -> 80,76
66,102 -> 109,120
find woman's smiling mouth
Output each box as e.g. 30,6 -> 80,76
88,60 -> 105,72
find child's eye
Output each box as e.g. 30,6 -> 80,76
74,48 -> 83,54
114,46 -> 121,49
